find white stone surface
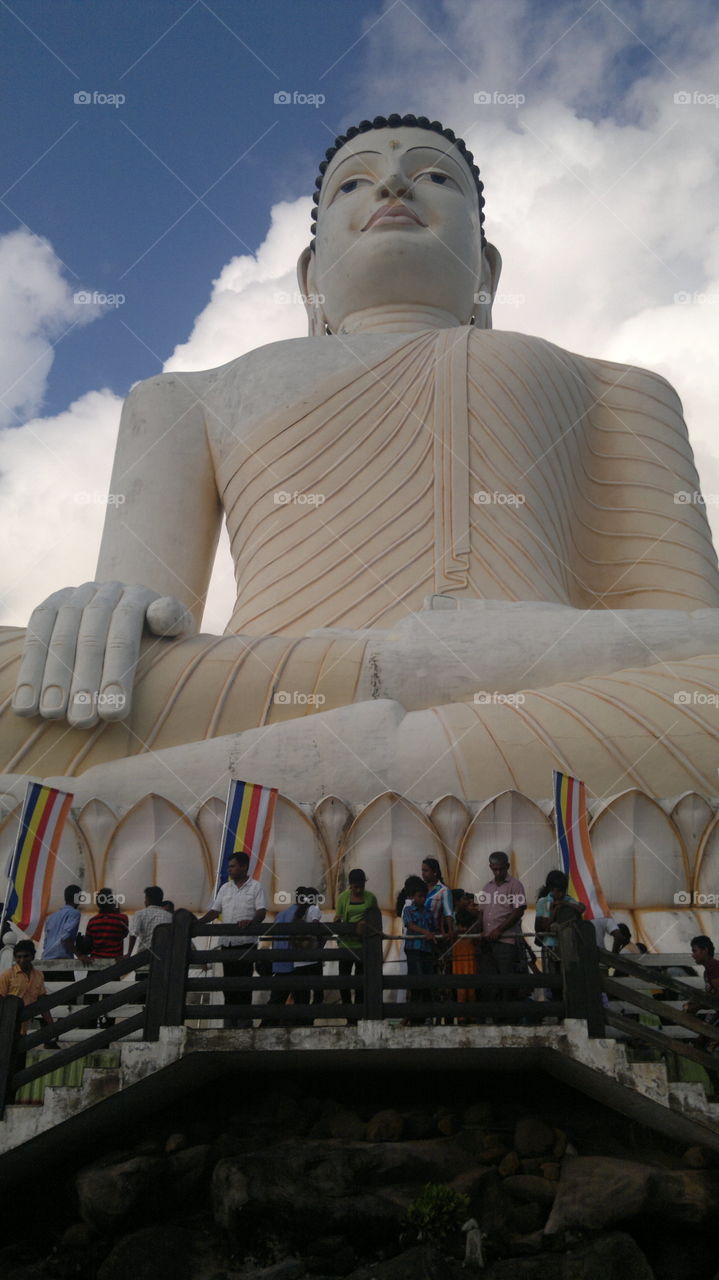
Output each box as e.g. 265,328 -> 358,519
3,121 -> 719,905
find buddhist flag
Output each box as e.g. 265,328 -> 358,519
214,779 -> 278,895
553,771 -> 610,922
3,783 -> 74,938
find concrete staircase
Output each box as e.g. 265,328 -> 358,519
1,1019 -> 718,1179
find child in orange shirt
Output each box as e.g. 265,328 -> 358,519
453,906 -> 480,1021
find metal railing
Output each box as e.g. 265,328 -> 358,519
0,913 -> 655,1118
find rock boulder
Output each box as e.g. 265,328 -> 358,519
76,1155 -> 166,1233
96,1226 -> 194,1280
366,1110 -> 403,1142
514,1116 -> 556,1158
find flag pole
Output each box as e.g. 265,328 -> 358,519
215,776 -> 235,899
0,781 -> 32,946
0,874 -> 14,945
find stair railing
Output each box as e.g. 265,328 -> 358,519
598,948 -> 719,1076
0,948 -> 154,1116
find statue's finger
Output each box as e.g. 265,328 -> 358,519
67,582 -> 126,727
39,583 -> 99,720
13,587 -> 77,716
98,585 -> 158,722
146,597 -> 196,638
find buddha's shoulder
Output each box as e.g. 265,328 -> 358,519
124,338 -> 363,405
472,329 -> 683,410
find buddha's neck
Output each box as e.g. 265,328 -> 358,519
335,305 -> 466,335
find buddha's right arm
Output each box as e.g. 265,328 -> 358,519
12,373 -> 222,726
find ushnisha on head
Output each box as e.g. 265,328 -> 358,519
298,113 -> 501,337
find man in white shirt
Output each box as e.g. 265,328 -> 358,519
198,853 -> 267,1027
591,917 -> 622,950
128,886 -> 169,957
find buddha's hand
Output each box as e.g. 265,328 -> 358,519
12,583 -> 195,727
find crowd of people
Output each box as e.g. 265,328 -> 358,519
0,852 -> 718,1049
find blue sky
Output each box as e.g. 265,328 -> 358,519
2,0 -> 719,628
3,0 -> 714,414
1,0 -> 387,412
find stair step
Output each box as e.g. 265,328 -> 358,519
44,1067 -> 122,1110
667,1083 -> 718,1119
52,1026 -> 143,1043
51,1003 -> 144,1015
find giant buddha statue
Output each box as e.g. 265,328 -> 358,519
3,112 -> 719,811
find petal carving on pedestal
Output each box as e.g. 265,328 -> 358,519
428,795 -> 470,888
313,796 -> 352,891
102,794 -> 212,914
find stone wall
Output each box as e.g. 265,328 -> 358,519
2,1068 -> 718,1280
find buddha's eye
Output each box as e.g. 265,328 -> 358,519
337,177 -> 371,195
416,170 -> 460,189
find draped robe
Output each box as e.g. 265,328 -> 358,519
2,327 -> 719,798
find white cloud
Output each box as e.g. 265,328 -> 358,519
0,388 -> 122,624
165,197 -> 312,372
0,202 -> 313,632
0,229 -> 98,431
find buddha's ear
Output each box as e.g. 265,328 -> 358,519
297,246 -> 327,336
472,242 -> 503,330
482,242 -> 502,297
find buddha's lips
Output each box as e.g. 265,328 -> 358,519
362,203 -> 426,231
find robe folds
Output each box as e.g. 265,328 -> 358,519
2,327 -> 719,798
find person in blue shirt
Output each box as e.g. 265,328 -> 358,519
41,884 -> 82,991
265,886 -> 323,1024
42,885 -> 81,960
401,879 -> 438,1025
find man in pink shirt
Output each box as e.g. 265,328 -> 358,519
478,851 -> 527,1012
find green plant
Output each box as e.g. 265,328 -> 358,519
407,1183 -> 470,1241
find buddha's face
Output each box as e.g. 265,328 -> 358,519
307,127 -> 489,331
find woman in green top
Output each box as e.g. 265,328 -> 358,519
333,868 -> 379,1021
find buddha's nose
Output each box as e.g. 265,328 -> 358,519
378,173 -> 412,199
